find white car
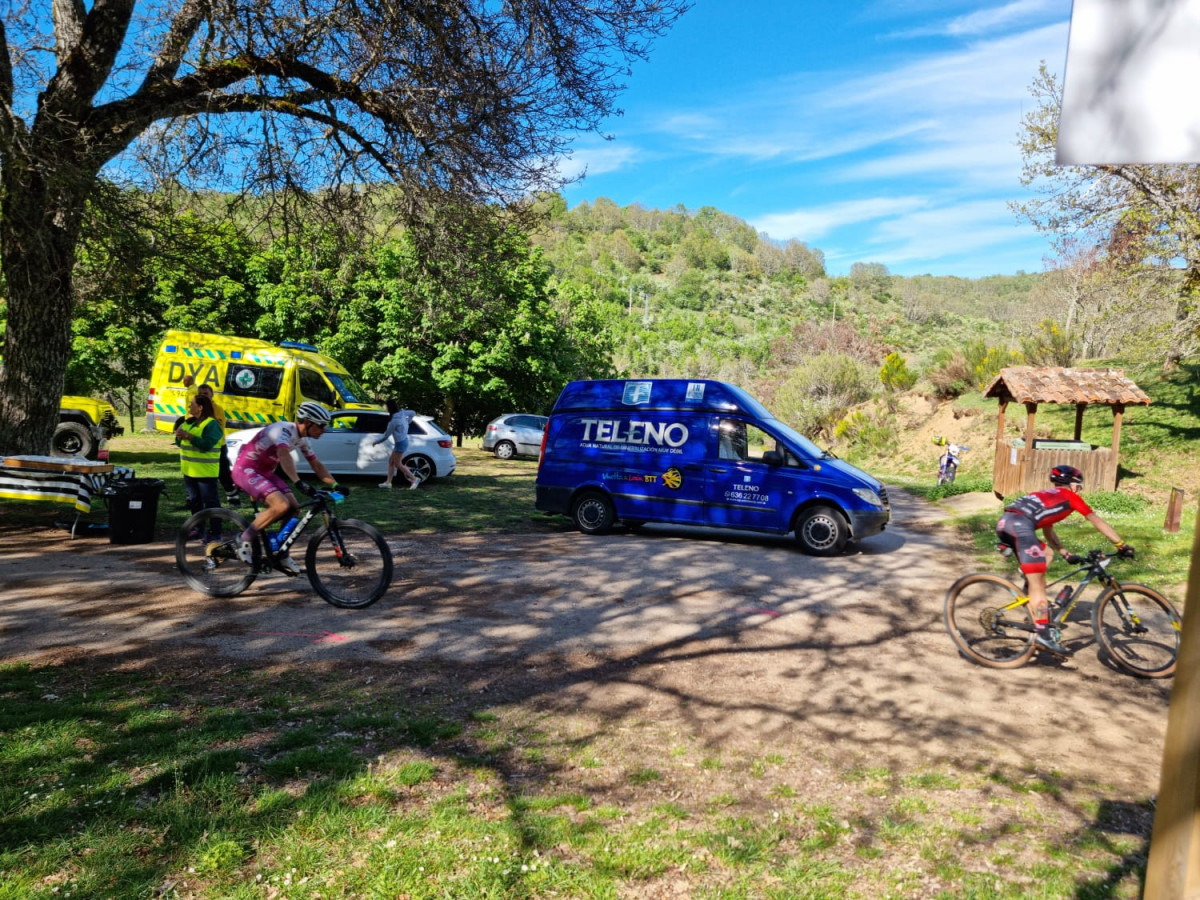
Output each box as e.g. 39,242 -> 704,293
224,411 -> 457,483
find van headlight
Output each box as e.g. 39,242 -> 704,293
853,488 -> 884,507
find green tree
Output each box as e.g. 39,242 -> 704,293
0,0 -> 687,455
1012,62 -> 1200,368
341,227 -> 615,438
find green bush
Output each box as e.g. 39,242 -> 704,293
774,353 -> 877,439
834,407 -> 897,454
879,351 -> 917,393
1085,490 -> 1149,516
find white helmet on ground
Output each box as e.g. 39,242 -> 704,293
296,401 -> 331,427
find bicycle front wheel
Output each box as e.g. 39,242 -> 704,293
1092,583 -> 1181,678
305,518 -> 394,609
944,573 -> 1036,668
176,508 -> 257,597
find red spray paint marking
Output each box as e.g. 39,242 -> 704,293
251,631 -> 348,643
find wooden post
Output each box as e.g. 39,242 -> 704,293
1074,402 -> 1086,442
1020,402 -> 1038,493
1166,489 -> 1186,534
1145,503 -> 1200,895
993,400 -> 1009,500
1111,403 -> 1125,454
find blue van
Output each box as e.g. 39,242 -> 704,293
535,379 -> 890,555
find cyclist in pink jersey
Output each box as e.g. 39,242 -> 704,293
231,402 -> 340,574
995,464 -> 1134,655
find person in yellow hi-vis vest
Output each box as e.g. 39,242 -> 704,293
175,393 -> 224,542
184,375 -> 239,504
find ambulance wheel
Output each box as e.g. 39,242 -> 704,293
573,492 -> 615,535
794,505 -> 849,556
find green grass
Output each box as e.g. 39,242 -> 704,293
0,657 -> 1154,898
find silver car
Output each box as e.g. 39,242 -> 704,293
482,413 -> 548,459
225,411 -> 457,483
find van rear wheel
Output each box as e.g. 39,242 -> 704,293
794,505 -> 849,556
573,492 -> 615,535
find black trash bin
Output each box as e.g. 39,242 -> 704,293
107,478 -> 165,545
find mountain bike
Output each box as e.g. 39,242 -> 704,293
175,487 -> 393,609
944,548 -> 1180,678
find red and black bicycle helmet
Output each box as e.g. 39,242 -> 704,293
1049,464 -> 1083,486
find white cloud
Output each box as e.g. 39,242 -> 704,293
752,196 -> 930,241
557,142 -> 638,182
945,0 -> 1062,36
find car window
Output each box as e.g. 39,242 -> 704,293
420,418 -> 450,436
330,415 -> 356,431
356,415 -> 388,433
513,415 -> 539,428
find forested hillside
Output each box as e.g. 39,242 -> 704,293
2,189 -> 1189,453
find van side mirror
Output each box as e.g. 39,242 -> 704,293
762,449 -> 784,466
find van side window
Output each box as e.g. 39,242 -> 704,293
298,368 -> 335,405
718,419 -> 748,460
224,364 -> 284,400
718,419 -> 779,463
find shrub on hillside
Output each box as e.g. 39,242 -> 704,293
926,351 -> 974,399
775,352 -> 877,439
834,407 -> 897,454
879,351 -> 917,393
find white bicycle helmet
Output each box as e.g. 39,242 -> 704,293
296,401 -> 332,427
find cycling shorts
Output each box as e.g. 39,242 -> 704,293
996,513 -> 1048,574
232,465 -> 292,503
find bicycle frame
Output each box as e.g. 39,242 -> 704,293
251,492 -> 340,572
996,551 -> 1118,633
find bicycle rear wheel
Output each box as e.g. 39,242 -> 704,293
176,508 -> 257,597
944,573 -> 1036,668
305,518 -> 393,609
1092,583 -> 1181,678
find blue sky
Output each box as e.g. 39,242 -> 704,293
559,0 -> 1074,278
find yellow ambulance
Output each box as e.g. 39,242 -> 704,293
146,330 -> 381,432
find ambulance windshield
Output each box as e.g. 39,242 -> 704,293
326,373 -> 367,404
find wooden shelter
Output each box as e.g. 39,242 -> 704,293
983,367 -> 1151,499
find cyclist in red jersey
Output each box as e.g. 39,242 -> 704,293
995,464 -> 1134,655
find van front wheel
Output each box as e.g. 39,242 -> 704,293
573,492 -> 615,535
794,505 -> 849,556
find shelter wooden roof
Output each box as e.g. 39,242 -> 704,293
983,367 -> 1151,406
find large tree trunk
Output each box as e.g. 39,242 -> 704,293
0,155 -> 88,457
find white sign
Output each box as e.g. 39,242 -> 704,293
1058,0 -> 1200,164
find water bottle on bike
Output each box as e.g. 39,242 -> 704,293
268,517 -> 300,553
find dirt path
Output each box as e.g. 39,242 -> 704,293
0,489 -> 1171,796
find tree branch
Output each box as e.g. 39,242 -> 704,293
142,0 -> 210,88
41,0 -> 136,123
51,0 -> 86,63
0,19 -> 15,146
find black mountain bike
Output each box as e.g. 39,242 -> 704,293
944,548 -> 1180,678
175,488 -> 393,609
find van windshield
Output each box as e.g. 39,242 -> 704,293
762,417 -> 826,460
327,373 -> 367,404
